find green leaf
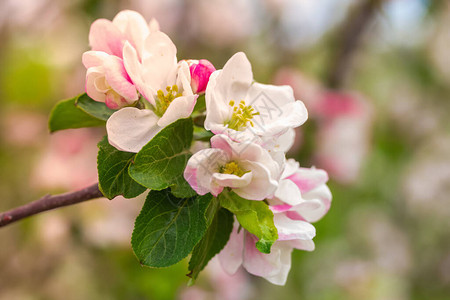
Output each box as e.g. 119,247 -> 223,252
193,126 -> 213,142
48,93 -> 116,132
188,202 -> 233,282
132,189 -> 213,268
97,136 -> 146,199
129,118 -> 193,193
193,94 -> 206,112
76,93 -> 115,121
219,191 -> 278,254
48,97 -> 105,132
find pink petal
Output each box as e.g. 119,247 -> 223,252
287,167 -> 329,194
103,56 -> 138,102
89,19 -> 125,58
112,10 -> 150,58
219,223 -> 244,275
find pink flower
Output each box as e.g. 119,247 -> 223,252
219,214 -> 315,286
83,10 -> 160,109
82,51 -> 139,109
186,59 -> 216,94
314,92 -> 373,184
269,159 -> 332,223
184,134 -> 283,200
88,10 -> 158,59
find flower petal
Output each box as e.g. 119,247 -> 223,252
243,232 -> 293,285
273,213 -> 316,241
212,172 -> 253,189
141,31 -> 177,91
204,71 -> 233,131
106,107 -> 161,153
103,56 -> 138,101
123,42 -> 155,105
82,51 -> 109,68
294,185 -> 332,222
235,161 -> 278,200
112,10 -> 149,58
288,239 -> 315,251
261,242 -> 293,286
274,179 -> 302,206
287,167 -> 329,194
89,19 -> 124,58
219,222 -> 244,275
85,66 -> 107,102
217,52 -> 253,102
184,148 -> 228,196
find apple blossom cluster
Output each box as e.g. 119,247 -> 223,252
49,10 -> 332,286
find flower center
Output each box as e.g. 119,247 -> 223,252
226,100 -> 260,131
154,85 -> 182,116
220,161 -> 247,177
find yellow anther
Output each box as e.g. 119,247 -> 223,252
154,84 -> 182,116
220,161 -> 247,177
226,100 -> 260,131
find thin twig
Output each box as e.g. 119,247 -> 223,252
0,183 -> 103,227
327,0 -> 384,88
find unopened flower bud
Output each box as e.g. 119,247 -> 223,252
186,59 -> 216,94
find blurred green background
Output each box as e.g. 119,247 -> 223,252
0,0 -> 449,299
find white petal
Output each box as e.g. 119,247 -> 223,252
219,222 -> 244,275
262,243 -> 293,286
82,51 -> 109,68
288,239 -> 315,252
263,128 -> 296,152
274,179 -> 302,206
243,232 -> 292,286
149,18 -> 160,33
282,158 -> 300,178
273,213 -> 316,241
294,185 -> 332,222
176,61 -> 193,96
141,31 -> 177,91
85,67 -> 107,102
106,107 -> 161,153
204,71 -> 232,131
112,10 -> 149,58
123,42 -> 155,105
235,161 -> 278,200
217,52 -> 253,102
212,172 -> 253,189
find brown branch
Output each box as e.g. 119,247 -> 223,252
327,0 -> 384,88
0,183 -> 104,228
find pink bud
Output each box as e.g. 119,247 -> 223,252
187,59 -> 216,94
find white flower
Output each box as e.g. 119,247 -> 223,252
106,30 -> 197,152
184,134 -> 283,200
204,52 -> 308,148
270,159 -> 332,223
219,215 -> 316,286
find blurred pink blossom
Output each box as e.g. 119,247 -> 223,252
179,258 -> 252,300
30,128 -> 100,191
274,68 -> 374,184
1,111 -> 46,147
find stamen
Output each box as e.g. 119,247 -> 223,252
220,161 -> 247,177
154,84 -> 182,116
226,100 -> 260,131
